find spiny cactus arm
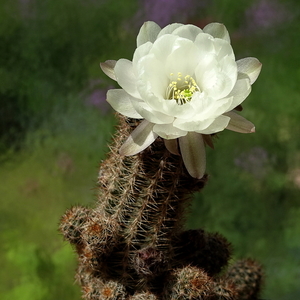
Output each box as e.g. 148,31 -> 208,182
60,206 -> 120,259
128,291 -> 159,300
163,266 -> 212,300
172,229 -> 233,276
220,259 -> 264,300
81,277 -> 128,300
92,115 -> 208,286
60,206 -> 90,247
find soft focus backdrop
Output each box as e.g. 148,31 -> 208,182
1,0 -> 300,299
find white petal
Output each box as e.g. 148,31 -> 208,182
119,120 -> 158,156
133,41 -> 153,66
146,34 -> 179,64
137,21 -> 161,47
194,53 -> 217,87
171,24 -> 203,41
164,139 -> 180,155
179,132 -> 206,179
225,75 -> 251,111
158,98 -> 197,119
203,23 -> 230,43
236,57 -> 262,84
191,94 -> 233,119
173,95 -> 233,131
213,38 -> 235,60
131,100 -> 174,124
173,117 -> 215,132
137,78 -> 197,118
200,68 -> 235,99
100,60 -> 117,81
224,111 -> 255,133
195,114 -> 230,134
165,38 -> 202,76
114,59 -> 140,98
135,54 -> 168,100
219,52 -> 237,77
153,123 -> 187,139
106,89 -> 143,119
194,33 -> 215,55
157,23 -> 183,38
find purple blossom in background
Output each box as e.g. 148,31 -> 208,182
135,0 -> 208,27
83,79 -> 113,114
86,89 -> 111,113
234,147 -> 271,178
245,0 -> 289,31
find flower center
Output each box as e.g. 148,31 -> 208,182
166,73 -> 200,105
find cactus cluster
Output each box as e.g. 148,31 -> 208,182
60,115 -> 264,299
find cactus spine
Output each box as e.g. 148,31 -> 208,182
60,115 -> 264,299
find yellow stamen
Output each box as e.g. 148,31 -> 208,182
166,73 -> 200,105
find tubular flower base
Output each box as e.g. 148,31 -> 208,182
101,21 -> 261,178
60,115 -> 264,299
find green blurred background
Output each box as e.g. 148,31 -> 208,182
1,0 -> 300,299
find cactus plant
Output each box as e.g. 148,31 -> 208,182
60,20 -> 264,299
60,115 -> 264,299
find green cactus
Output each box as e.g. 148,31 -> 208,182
60,115 -> 264,299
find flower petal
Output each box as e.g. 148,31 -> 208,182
158,98 -> 197,119
191,94 -> 233,119
100,60 -> 117,81
203,23 -> 230,43
153,123 -> 187,139
137,21 -> 161,47
106,89 -> 143,119
173,116 -> 215,132
200,67 -> 235,99
131,100 -> 174,124
114,59 -> 140,98
224,111 -> 255,133
119,120 -> 158,156
225,74 -> 251,111
165,37 -> 202,77
194,33 -> 215,55
179,132 -> 206,179
164,138 -> 180,155
146,34 -> 179,64
171,24 -> 203,41
135,54 -> 168,101
195,114 -> 231,134
173,95 -> 233,131
133,41 -> 153,66
195,53 -> 237,99
213,38 -> 235,60
236,57 -> 262,84
157,23 -> 183,38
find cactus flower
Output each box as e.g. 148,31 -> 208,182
101,21 -> 261,179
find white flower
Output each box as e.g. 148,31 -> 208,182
101,21 -> 262,179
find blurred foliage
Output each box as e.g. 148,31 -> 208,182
1,0 -> 300,299
0,97 -> 116,300
0,0 -> 137,152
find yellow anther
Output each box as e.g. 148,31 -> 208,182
165,73 -> 200,105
